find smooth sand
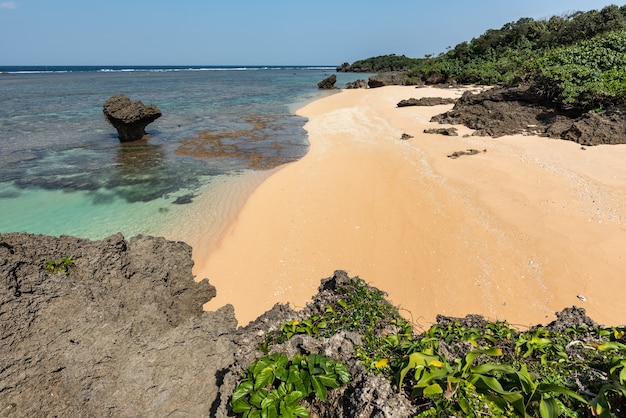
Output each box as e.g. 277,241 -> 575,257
196,86 -> 626,329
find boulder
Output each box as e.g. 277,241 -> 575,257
397,97 -> 456,107
103,94 -> 162,142
345,79 -> 368,89
368,72 -> 417,88
317,74 -> 337,89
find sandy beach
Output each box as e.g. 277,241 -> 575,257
195,85 -> 626,329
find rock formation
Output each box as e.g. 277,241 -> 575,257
431,85 -> 626,145
317,74 -> 337,89
397,97 -> 456,107
424,127 -> 458,136
367,72 -> 417,88
345,79 -> 368,89
103,94 -> 162,142
0,233 -> 417,417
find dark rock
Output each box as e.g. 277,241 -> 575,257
560,108 -> 626,146
317,74 -> 337,89
447,149 -> 486,159
431,85 -> 626,145
336,62 -> 351,72
426,73 -> 447,85
368,72 -> 417,88
172,193 -> 196,204
103,94 -> 162,142
401,133 -> 414,140
545,306 -> 598,332
424,127 -> 458,136
345,79 -> 368,89
397,97 -> 456,107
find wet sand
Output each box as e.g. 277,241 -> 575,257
197,85 -> 626,329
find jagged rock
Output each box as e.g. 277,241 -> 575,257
317,74 -> 337,89
368,72 -> 417,88
431,85 -> 626,145
0,232 -> 237,417
447,149 -> 486,159
336,62 -> 351,72
546,306 -> 598,332
103,94 -> 162,142
424,127 -> 458,136
397,97 -> 456,107
345,79 -> 368,89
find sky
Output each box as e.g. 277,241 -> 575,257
1,0 -> 624,66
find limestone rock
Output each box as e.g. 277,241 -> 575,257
345,79 -> 368,89
317,74 -> 337,89
103,94 -> 162,142
397,97 -> 456,107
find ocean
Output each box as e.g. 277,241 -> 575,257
0,65 -> 369,240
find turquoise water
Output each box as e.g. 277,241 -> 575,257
0,66 -> 369,239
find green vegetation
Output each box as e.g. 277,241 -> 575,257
44,257 -> 74,275
340,54 -> 422,73
230,353 -> 350,418
346,5 -> 626,111
249,277 -> 626,417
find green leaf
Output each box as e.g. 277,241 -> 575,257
316,373 -> 340,389
231,399 -> 252,413
249,388 -> 267,409
231,381 -> 254,404
539,397 -> 559,418
284,390 -> 305,406
292,405 -> 310,418
470,374 -> 507,395
423,383 -> 443,398
255,367 -> 275,391
536,383 -> 588,404
335,363 -> 351,384
311,376 -> 328,402
261,390 -> 280,411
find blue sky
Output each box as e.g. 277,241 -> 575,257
1,0 -> 624,66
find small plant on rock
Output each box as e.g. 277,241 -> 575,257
44,257 -> 74,275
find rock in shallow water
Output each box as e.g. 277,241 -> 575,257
103,94 -> 162,142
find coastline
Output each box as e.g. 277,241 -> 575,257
197,85 -> 626,328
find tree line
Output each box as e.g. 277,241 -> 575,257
340,5 -> 626,110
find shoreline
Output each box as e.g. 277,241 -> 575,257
196,85 -> 626,328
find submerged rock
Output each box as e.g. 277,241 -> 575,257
103,94 -> 162,142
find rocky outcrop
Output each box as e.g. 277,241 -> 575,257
103,94 -> 162,142
431,85 -> 626,145
211,270 -> 417,417
345,79 -> 368,89
368,72 -> 417,88
0,234 -> 417,417
397,97 -> 456,107
317,74 -> 337,89
0,232 -> 237,417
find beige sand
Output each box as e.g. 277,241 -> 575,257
197,85 -> 626,329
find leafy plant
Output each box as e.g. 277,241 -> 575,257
44,257 -> 74,275
231,353 -> 350,418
